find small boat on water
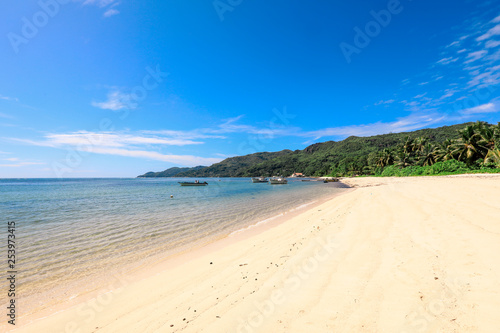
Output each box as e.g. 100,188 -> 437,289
269,177 -> 288,185
251,176 -> 268,183
178,181 -> 208,186
323,178 -> 339,182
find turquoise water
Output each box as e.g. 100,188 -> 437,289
0,177 -> 348,313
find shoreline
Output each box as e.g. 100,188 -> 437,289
6,184 -> 351,331
9,174 -> 500,332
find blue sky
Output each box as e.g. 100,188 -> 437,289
1,0 -> 500,177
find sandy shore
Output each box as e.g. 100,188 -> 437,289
9,175 -> 500,332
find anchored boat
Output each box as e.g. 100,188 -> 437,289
269,177 -> 288,185
251,177 -> 268,183
178,181 -> 208,186
323,178 -> 339,182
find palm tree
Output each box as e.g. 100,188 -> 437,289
452,125 -> 487,165
376,149 -> 394,168
420,143 -> 437,166
402,136 -> 415,155
475,121 -> 496,151
394,151 -> 414,168
484,149 -> 500,168
494,122 -> 500,149
347,162 -> 359,176
413,137 -> 428,153
435,139 -> 455,162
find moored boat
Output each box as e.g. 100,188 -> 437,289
251,176 -> 268,183
322,178 -> 339,182
269,177 -> 288,185
178,181 -> 208,186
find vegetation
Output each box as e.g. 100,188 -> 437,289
175,150 -> 293,177
138,121 -> 500,178
138,166 -> 206,178
236,123 -> 475,177
138,150 -> 292,178
326,121 -> 500,177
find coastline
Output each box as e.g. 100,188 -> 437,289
5,184 -> 351,332
8,175 -> 500,332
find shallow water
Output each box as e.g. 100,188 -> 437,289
0,177 -> 348,313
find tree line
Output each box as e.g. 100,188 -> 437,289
328,121 -> 500,177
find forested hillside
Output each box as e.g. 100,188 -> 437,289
138,122 -> 500,177
138,166 -> 206,178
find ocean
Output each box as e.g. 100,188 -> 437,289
0,177 -> 349,316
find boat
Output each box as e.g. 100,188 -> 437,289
178,181 -> 208,186
269,177 -> 288,185
251,176 -> 268,183
323,178 -> 339,182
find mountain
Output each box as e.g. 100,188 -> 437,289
138,166 -> 206,178
241,123 -> 470,176
138,123 -> 472,178
137,150 -> 292,178
171,150 -> 292,177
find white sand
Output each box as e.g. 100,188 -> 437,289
9,175 -> 500,332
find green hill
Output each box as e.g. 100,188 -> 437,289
241,123 -> 470,176
138,122 -> 478,178
174,150 -> 293,177
138,165 -> 206,178
138,150 -> 293,178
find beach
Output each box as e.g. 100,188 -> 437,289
9,175 -> 500,332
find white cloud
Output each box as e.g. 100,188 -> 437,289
465,50 -> 488,63
46,132 -> 204,147
0,161 -> 45,167
83,0 -> 117,8
8,130 -> 224,167
438,89 -> 458,101
161,115 -> 300,138
418,82 -> 429,86
460,102 -> 498,115
76,147 -> 221,166
92,90 -> 134,110
103,9 -> 119,17
81,0 -> 120,17
8,113 -> 302,167
467,64 -> 500,88
487,48 -> 500,62
374,99 -> 395,106
437,57 -> 458,65
485,40 -> 500,48
303,97 -> 500,141
213,116 -> 301,137
144,129 -> 226,140
0,94 -> 18,102
13,131 -> 205,149
477,24 -> 500,41
303,113 -> 447,140
145,116 -> 301,143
